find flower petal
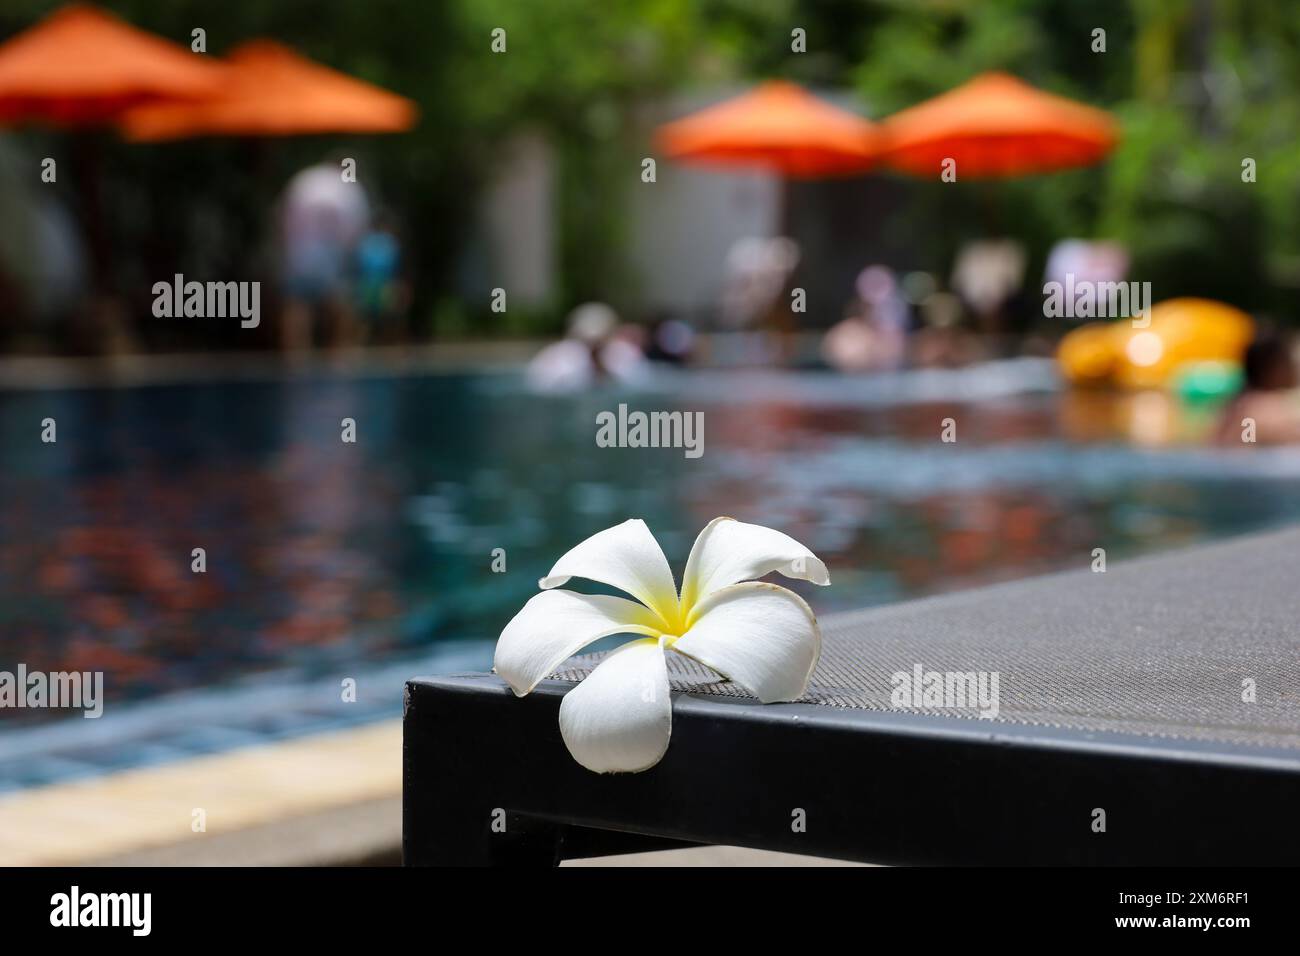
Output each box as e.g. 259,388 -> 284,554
538,519 -> 679,626
494,590 -> 663,697
558,637 -> 672,773
673,582 -> 820,703
680,517 -> 830,607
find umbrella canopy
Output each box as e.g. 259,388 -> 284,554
878,72 -> 1119,178
656,80 -> 878,178
120,40 -> 417,141
0,4 -> 228,126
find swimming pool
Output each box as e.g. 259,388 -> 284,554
3,358 -> 1300,788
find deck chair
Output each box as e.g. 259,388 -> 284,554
404,526 -> 1300,865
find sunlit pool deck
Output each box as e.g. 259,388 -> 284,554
0,721 -> 400,866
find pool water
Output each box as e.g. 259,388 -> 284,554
4,358 -> 1300,787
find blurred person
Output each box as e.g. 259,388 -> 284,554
951,239 -> 1026,337
1037,240 -> 1130,358
1043,240 -> 1129,319
821,299 -> 875,372
0,141 -> 91,351
353,211 -> 410,344
900,270 -> 937,308
603,321 -> 651,382
911,291 -> 984,368
276,160 -> 369,352
822,266 -> 909,373
526,302 -> 648,393
859,265 -> 910,371
1215,333 -> 1300,445
720,236 -> 802,361
644,313 -> 696,365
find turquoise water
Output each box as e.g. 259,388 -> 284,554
3,359 -> 1300,787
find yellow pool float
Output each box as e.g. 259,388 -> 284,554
1058,298 -> 1253,390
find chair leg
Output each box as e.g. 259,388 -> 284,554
404,795 -> 561,867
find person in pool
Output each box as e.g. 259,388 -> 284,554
1216,332 -> 1300,445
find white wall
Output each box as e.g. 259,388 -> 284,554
479,132 -> 556,309
626,89 -> 780,317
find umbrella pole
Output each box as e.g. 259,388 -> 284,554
777,175 -> 795,238
74,131 -> 111,292
981,181 -> 1001,236
981,182 -> 1009,341
776,176 -> 798,363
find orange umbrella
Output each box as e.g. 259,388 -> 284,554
656,80 -> 877,178
0,4 -> 227,126
878,72 -> 1119,178
120,40 -> 417,141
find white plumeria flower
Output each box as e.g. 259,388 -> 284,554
494,517 -> 829,773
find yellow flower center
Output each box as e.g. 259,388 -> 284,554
660,596 -> 693,638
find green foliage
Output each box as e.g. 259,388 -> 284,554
4,0 -> 1300,332
849,0 -> 1300,321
